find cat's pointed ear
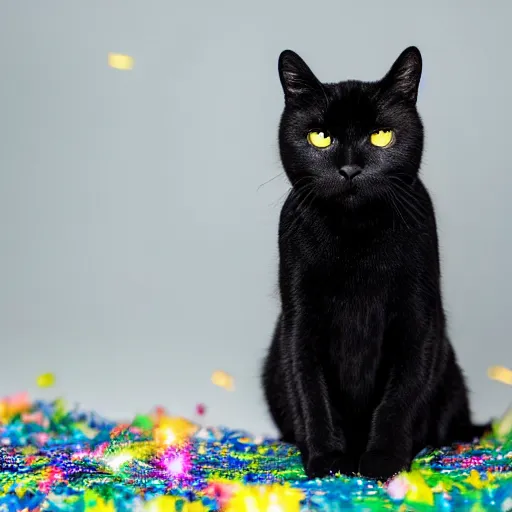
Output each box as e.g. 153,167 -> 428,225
278,50 -> 323,101
382,46 -> 422,104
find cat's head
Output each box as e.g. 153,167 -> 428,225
278,46 -> 423,209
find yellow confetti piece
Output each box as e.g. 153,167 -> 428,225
14,486 -> 26,498
466,469 -> 485,490
403,471 -> 434,506
144,496 -> 178,512
144,496 -> 209,512
494,404 -> 512,440
183,501 -> 210,512
84,489 -> 116,512
225,484 -> 303,512
211,370 -> 234,391
37,373 -> 55,388
488,366 -> 512,385
108,52 -> 134,70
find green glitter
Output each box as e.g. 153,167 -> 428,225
0,397 -> 510,511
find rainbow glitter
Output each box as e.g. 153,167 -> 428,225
0,396 -> 510,511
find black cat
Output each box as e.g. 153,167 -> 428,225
262,46 -> 487,481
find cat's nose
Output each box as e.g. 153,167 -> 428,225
339,165 -> 362,180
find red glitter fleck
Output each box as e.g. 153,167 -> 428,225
204,481 -> 237,506
196,404 -> 206,416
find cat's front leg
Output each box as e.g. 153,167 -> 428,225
289,323 -> 357,479
359,315 -> 434,481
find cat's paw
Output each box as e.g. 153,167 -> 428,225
306,452 -> 357,479
358,450 -> 410,481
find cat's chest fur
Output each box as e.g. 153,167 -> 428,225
281,200 -> 404,307
280,200 -> 408,395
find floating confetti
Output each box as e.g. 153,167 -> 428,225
155,406 -> 165,415
0,392 -> 509,511
132,414 -> 154,431
107,52 -> 134,70
488,365 -> 512,385
494,404 -> 512,440
37,372 -> 55,388
196,404 -> 206,416
211,370 -> 234,391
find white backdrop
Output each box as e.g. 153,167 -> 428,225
0,0 -> 510,435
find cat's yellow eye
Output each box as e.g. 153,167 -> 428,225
307,131 -> 332,148
370,129 -> 395,148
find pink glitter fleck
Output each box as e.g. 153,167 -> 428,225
386,475 -> 409,500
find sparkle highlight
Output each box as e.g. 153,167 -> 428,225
0,394 -> 509,511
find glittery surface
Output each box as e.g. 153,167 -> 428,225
0,397 -> 511,511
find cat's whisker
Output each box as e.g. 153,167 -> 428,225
257,172 -> 285,191
270,188 -> 292,209
392,187 -> 428,225
386,188 -> 410,230
388,176 -> 428,209
288,185 -> 315,219
269,177 -> 314,209
389,187 -> 424,227
383,190 -> 397,231
384,176 -> 427,228
292,176 -> 316,189
390,179 -> 426,206
385,190 -> 404,229
388,178 -> 429,218
283,186 -> 316,237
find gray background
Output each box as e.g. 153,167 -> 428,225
0,0 -> 510,436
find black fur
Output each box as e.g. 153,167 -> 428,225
262,47 -> 488,481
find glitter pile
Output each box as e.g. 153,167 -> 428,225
0,395 -> 510,511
